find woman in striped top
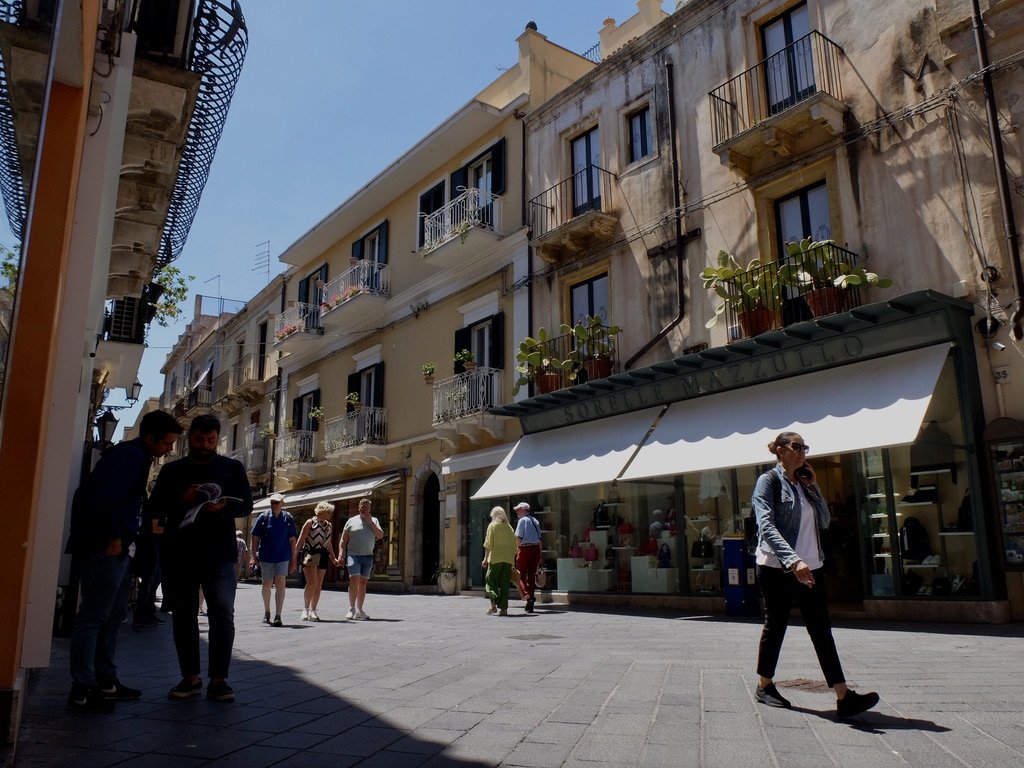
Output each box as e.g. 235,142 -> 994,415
294,501 -> 338,621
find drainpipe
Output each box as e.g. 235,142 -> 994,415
625,57 -> 689,369
522,113 -> 533,340
972,0 -> 1024,340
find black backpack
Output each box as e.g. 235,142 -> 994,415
899,516 -> 930,562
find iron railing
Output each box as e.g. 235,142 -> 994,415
185,383 -> 213,412
709,31 -> 843,147
520,325 -> 620,394
0,2 -> 25,240
528,164 -> 616,241
243,422 -> 265,448
323,406 -> 388,453
580,41 -> 601,63
432,366 -> 503,425
277,429 -> 315,465
275,303 -> 319,342
232,352 -> 255,387
212,369 -> 231,403
420,187 -> 500,253
319,259 -> 389,312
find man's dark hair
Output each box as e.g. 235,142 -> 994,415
189,414 -> 221,436
139,410 -> 183,441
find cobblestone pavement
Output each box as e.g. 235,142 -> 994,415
11,585 -> 1024,767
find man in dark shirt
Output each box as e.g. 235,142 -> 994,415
67,409 -> 182,713
148,414 -> 252,703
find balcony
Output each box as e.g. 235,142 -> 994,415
431,367 -> 507,449
184,383 -> 213,416
709,32 -> 845,177
275,429 -> 318,481
274,303 -> 321,352
230,427 -> 268,477
708,243 -> 867,341
318,260 -> 390,331
213,369 -> 232,407
517,325 -> 621,396
322,406 -> 388,469
231,353 -> 263,402
420,187 -> 502,268
529,165 -> 619,264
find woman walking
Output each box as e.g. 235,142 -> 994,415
751,431 -> 879,719
294,501 -> 338,621
482,506 -> 516,616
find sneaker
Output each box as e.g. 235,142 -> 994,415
301,609 -> 309,621
263,611 -> 271,625
99,679 -> 142,700
836,689 -> 880,719
354,609 -> 368,620
310,609 -> 320,621
498,609 -> 508,616
168,678 -> 203,700
755,683 -> 792,709
345,608 -> 355,620
206,680 -> 235,702
67,685 -> 114,713
272,616 -> 283,627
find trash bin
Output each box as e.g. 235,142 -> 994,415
722,537 -> 760,616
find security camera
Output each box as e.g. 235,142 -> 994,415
992,342 -> 1007,352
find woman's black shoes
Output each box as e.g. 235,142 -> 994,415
755,683 -> 791,708
837,689 -> 879,718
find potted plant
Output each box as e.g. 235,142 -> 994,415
566,315 -> 622,381
421,361 -> 437,384
453,348 -> 476,371
779,238 -> 892,317
513,327 -> 570,395
433,559 -> 458,595
307,405 -> 325,422
258,422 -> 276,439
700,250 -> 781,336
346,391 -> 362,410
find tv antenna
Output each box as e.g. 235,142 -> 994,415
253,240 -> 270,284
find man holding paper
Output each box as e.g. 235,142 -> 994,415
148,414 -> 252,703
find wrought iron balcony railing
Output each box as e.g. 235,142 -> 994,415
519,325 -> 620,394
185,383 -> 213,413
319,259 -> 389,313
709,31 -> 843,148
432,366 -> 503,425
276,429 -> 316,465
275,303 -> 320,343
420,187 -> 500,253
213,369 -> 231,403
528,164 -> 616,241
323,406 -> 388,453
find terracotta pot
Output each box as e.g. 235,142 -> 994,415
438,572 -> 457,595
737,307 -> 776,337
805,286 -> 847,317
536,372 -> 562,394
583,357 -> 613,381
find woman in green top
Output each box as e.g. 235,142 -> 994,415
482,506 -> 517,615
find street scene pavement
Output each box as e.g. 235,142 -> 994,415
13,585 -> 1024,767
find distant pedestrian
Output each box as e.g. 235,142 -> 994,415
513,501 -> 541,613
339,497 -> 383,620
235,530 -> 248,581
250,493 -> 297,627
66,409 -> 181,712
148,414 -> 253,703
295,501 -> 338,620
751,432 -> 879,718
482,506 -> 516,616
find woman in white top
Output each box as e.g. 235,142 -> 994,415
294,501 -> 338,621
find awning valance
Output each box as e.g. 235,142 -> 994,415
619,344 -> 951,481
253,473 -> 401,512
471,407 -> 663,499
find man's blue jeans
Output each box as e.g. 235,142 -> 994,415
167,559 -> 237,680
69,552 -> 132,687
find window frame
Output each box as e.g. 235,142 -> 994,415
626,105 -> 653,165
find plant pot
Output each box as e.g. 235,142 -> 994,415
438,572 -> 457,595
536,372 -> 562,394
462,362 -> 477,373
737,307 -> 776,337
423,375 -> 435,385
583,357 -> 613,381
804,286 -> 847,317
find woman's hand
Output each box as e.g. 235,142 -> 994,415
481,559 -> 489,569
791,560 -> 815,587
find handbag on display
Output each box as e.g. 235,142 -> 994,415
569,535 -> 583,559
584,542 -> 599,562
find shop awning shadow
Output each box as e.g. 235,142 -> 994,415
15,621 -> 502,767
789,706 -> 952,734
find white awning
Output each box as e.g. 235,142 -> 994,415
442,443 -> 514,475
619,344 -> 951,481
253,473 -> 401,511
471,407 -> 663,500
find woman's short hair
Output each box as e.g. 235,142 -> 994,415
314,501 -> 334,516
490,506 -> 509,524
768,431 -> 801,455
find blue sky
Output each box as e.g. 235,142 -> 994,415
32,1 -> 675,435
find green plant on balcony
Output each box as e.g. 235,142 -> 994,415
346,391 -> 361,408
453,348 -> 475,364
258,422 -> 276,439
778,238 -> 891,317
700,250 -> 781,333
422,361 -> 437,384
275,322 -> 301,341
308,406 -> 326,422
513,327 -> 570,395
565,315 -> 621,381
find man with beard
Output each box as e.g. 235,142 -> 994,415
148,414 -> 252,703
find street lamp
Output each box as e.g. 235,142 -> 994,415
128,378 -> 143,404
95,409 -> 119,449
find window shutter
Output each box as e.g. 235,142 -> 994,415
297,276 -> 309,305
490,138 -> 506,195
450,166 -> 467,196
292,397 -> 302,431
310,388 -> 321,431
377,220 -> 388,265
489,312 -> 504,369
371,362 -> 385,407
352,238 -> 364,261
346,372 -> 360,413
453,326 -> 472,374
319,263 -> 328,283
